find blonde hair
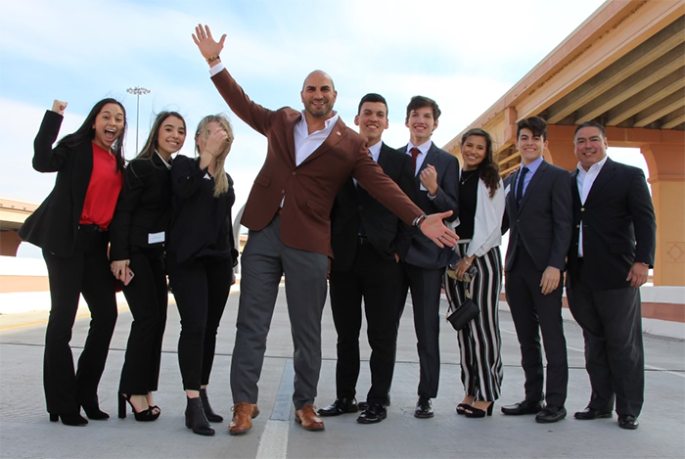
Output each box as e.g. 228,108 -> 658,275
195,114 -> 234,197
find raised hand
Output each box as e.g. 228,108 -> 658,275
204,127 -> 229,157
51,100 -> 67,115
192,24 -> 226,63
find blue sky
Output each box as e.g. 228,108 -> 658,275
2,0 -> 645,218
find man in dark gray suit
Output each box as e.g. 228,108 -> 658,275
397,96 -> 459,419
566,122 -> 656,430
501,116 -> 572,423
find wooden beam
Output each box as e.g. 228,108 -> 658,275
634,90 -> 685,127
661,107 -> 685,129
546,17 -> 685,124
575,44 -> 685,123
498,151 -> 520,167
606,68 -> 685,125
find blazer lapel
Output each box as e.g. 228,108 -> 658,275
517,160 -> 547,213
507,170 -> 520,214
284,112 -> 301,167
585,157 -> 617,204
299,118 -> 346,167
570,169 -> 581,207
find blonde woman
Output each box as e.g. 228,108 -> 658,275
166,114 -> 238,436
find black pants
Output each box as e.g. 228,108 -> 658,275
566,261 -> 644,417
505,248 -> 568,407
397,263 -> 444,399
168,254 -> 232,391
42,227 -> 118,414
329,241 -> 403,404
119,248 -> 168,395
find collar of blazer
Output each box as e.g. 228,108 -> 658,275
296,116 -> 350,168
401,141 -> 437,174
510,159 -> 548,214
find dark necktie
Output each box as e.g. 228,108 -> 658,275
410,148 -> 421,173
516,166 -> 529,205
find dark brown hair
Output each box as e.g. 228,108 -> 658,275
461,128 -> 500,198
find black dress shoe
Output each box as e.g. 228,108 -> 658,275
358,395 -> 391,411
317,398 -> 358,417
535,405 -> 567,423
618,414 -> 639,430
501,400 -> 543,415
357,403 -> 387,424
574,406 -> 613,420
414,397 -> 433,419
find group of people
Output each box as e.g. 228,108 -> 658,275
19,22 -> 656,437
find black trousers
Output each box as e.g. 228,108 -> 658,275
505,248 -> 568,407
329,240 -> 403,404
42,227 -> 118,414
118,248 -> 167,395
168,254 -> 232,391
397,262 -> 444,399
566,261 -> 644,417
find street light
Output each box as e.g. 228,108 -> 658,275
126,86 -> 151,154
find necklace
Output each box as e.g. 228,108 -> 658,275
460,170 -> 477,185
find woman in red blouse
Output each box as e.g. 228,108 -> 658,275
19,99 -> 127,426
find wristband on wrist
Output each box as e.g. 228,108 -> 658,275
207,55 -> 220,63
463,259 -> 471,266
412,214 -> 428,228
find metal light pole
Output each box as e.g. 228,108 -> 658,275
126,86 -> 151,153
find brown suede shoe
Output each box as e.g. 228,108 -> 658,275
228,402 -> 260,435
295,405 -> 325,431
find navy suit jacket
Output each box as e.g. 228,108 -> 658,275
399,141 -> 459,269
503,160 -> 573,272
567,157 -> 656,291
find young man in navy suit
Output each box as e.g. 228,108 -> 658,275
566,122 -> 656,430
397,96 -> 459,419
501,116 -> 572,423
319,93 -> 416,424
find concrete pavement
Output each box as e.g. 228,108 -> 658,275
0,286 -> 684,459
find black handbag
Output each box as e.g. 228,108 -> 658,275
446,261 -> 480,331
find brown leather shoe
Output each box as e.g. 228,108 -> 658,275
295,405 -> 325,431
228,402 -> 260,435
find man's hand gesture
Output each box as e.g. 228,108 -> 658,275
192,24 -> 226,64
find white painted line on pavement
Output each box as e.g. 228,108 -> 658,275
256,419 -> 289,459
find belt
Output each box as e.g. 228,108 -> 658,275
357,235 -> 369,245
78,224 -> 106,233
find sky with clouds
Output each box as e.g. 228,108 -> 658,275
0,0 -> 647,230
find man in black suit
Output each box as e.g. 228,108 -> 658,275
397,96 -> 459,419
566,122 -> 656,430
319,93 -> 416,424
501,116 -> 572,423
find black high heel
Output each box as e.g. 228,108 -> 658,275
456,403 -> 472,415
185,397 -> 215,436
200,388 -> 223,423
78,395 -> 109,420
49,412 -> 88,426
464,402 -> 494,418
119,394 -> 160,422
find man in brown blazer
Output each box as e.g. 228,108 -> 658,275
192,24 -> 459,434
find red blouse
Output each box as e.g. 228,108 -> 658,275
79,142 -> 123,229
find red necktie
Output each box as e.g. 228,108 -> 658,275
410,147 -> 420,173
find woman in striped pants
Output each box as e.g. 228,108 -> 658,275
445,128 -> 505,418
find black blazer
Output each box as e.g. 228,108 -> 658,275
109,154 -> 173,260
567,157 -> 656,291
399,142 -> 459,269
503,160 -> 573,272
167,155 -> 238,265
330,143 -> 417,271
19,111 -> 106,257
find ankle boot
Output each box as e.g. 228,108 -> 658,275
185,397 -> 215,436
200,388 -> 223,423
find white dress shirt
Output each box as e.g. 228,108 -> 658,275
405,139 -> 431,176
576,155 -> 609,257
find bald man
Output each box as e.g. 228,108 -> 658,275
193,25 -> 459,434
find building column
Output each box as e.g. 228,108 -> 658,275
641,143 -> 685,286
0,230 -> 22,256
545,125 -> 578,172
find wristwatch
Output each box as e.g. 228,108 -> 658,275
412,214 -> 428,228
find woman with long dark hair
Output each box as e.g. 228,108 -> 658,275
109,111 -> 187,421
166,114 -> 238,436
445,127 -> 505,418
19,98 -> 127,426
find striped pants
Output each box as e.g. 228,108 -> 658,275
444,244 -> 503,402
